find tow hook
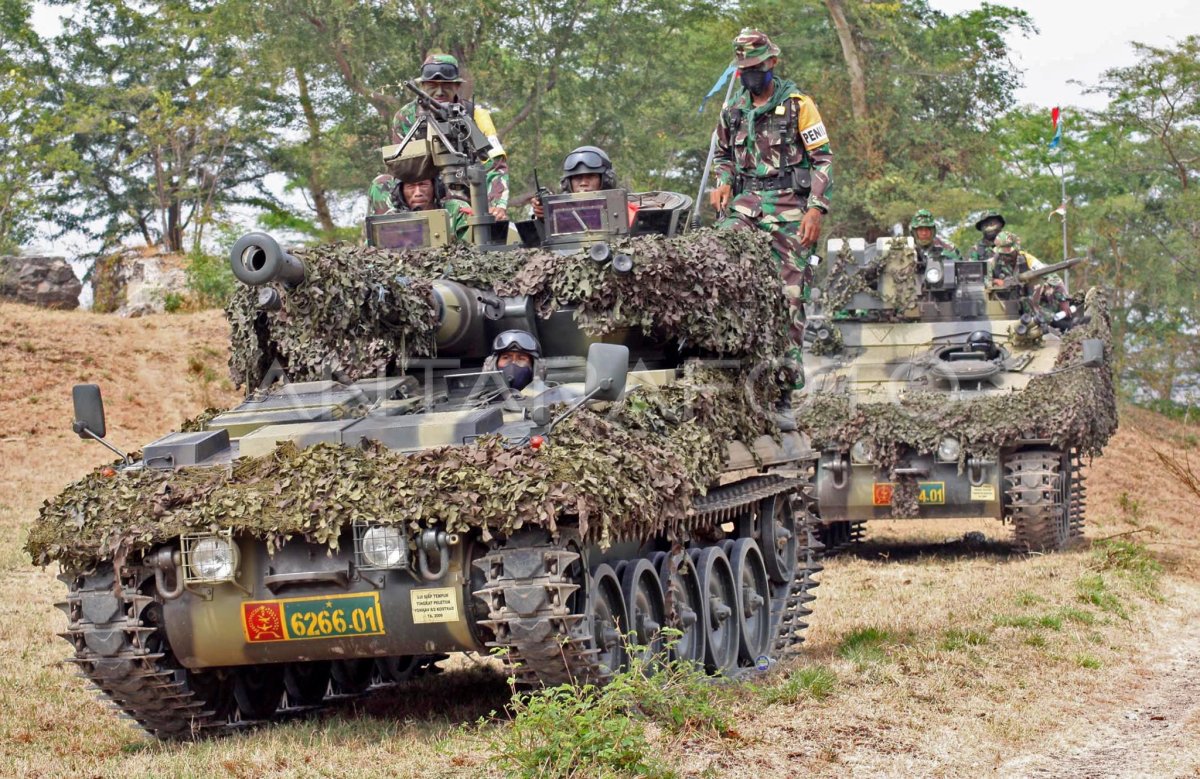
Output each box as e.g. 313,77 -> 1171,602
417,530 -> 458,582
149,547 -> 185,600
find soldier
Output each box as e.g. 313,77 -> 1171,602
909,209 -> 961,264
392,54 -> 510,221
367,174 -> 472,243
990,231 -> 1072,324
708,29 -> 833,389
489,330 -> 542,391
969,210 -> 1006,262
530,146 -> 636,223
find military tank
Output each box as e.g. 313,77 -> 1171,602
28,99 -> 822,739
798,236 -> 1117,554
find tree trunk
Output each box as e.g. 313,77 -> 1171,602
295,67 -> 337,236
824,0 -> 867,123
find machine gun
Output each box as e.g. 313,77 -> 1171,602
1017,256 -> 1084,284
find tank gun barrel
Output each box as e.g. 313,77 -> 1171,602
1018,256 -> 1084,284
229,232 -> 306,287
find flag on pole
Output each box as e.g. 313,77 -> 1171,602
1048,202 -> 1067,220
1049,106 -> 1063,150
698,61 -> 737,114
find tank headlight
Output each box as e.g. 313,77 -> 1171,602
850,439 -> 874,464
190,536 -> 238,581
361,525 -> 406,569
925,263 -> 944,285
936,437 -> 961,463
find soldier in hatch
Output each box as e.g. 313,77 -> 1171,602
530,146 -> 639,225
367,174 -> 472,243
990,231 -> 1072,324
909,209 -> 961,264
488,330 -> 543,391
969,210 -> 1006,262
392,54 -> 510,220
707,29 -> 833,390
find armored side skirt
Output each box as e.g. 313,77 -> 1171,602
816,453 -> 1002,522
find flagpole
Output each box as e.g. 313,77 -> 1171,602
1056,112 -> 1069,288
691,61 -> 739,229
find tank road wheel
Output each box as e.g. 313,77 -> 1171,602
1005,449 -> 1073,553
233,664 -> 285,720
759,494 -> 798,584
655,551 -> 706,665
620,559 -> 667,666
589,564 -> 630,677
729,539 -> 772,665
691,547 -> 740,675
330,658 -> 375,695
284,661 -> 331,706
376,656 -> 420,684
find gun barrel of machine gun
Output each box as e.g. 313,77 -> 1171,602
404,80 -> 450,120
1018,256 -> 1084,284
229,232 -> 305,287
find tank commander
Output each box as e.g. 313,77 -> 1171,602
367,174 -> 472,243
989,230 -> 1072,324
392,54 -> 510,221
488,329 -> 543,392
968,210 -> 1006,262
909,209 -> 961,263
707,29 -> 834,391
530,146 -> 638,225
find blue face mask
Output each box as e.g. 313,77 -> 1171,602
740,68 -> 773,96
501,362 -> 534,390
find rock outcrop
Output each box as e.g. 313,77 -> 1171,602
0,255 -> 83,309
92,248 -> 188,317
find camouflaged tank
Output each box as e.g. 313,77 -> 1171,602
29,151 -> 824,738
797,236 -> 1117,554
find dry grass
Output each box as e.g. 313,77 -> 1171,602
1,301 -> 1198,777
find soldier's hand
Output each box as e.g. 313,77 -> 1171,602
709,183 -> 731,213
531,197 -> 544,219
489,206 -> 508,221
800,208 -> 824,247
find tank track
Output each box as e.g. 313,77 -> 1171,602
474,473 -> 822,685
815,520 -> 866,558
1069,449 -> 1087,539
1005,449 -> 1073,552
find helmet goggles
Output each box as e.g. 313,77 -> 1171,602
419,61 -> 461,82
562,149 -> 609,176
492,330 -> 541,357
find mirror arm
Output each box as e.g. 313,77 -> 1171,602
545,380 -> 613,434
78,425 -> 131,464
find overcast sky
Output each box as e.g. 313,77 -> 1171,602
929,0 -> 1199,111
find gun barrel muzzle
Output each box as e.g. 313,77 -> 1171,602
229,232 -> 305,287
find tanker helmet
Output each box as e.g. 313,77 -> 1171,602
910,209 -> 936,229
992,230 -> 1020,255
974,209 -> 1006,232
560,146 -> 617,191
419,54 -> 463,83
733,29 -> 780,68
492,329 -> 542,358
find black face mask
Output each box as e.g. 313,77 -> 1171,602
982,221 -> 1003,240
501,362 -> 533,390
740,68 -> 773,96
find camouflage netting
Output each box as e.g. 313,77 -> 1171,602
795,288 -> 1118,515
226,229 -> 790,388
27,366 -> 775,569
820,239 -> 918,313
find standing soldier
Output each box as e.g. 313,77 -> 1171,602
392,54 -> 510,221
969,209 -> 1006,262
708,29 -> 833,389
910,209 -> 961,264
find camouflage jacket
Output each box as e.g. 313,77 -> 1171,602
917,236 -> 962,264
990,250 -> 1064,289
392,100 -> 510,211
713,77 -> 833,214
968,238 -> 995,263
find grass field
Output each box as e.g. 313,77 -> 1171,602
1,301 -> 1197,778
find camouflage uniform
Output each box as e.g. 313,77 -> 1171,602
968,209 -> 1006,263
910,208 -> 961,264
990,230 -> 1068,320
713,30 -> 833,386
367,173 -> 472,243
391,55 -> 510,214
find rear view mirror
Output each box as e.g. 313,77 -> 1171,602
584,344 -> 629,402
1080,339 -> 1105,368
72,384 -> 106,439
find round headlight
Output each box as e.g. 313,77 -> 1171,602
936,437 -> 961,463
925,263 -> 944,285
850,439 -> 874,464
192,537 -> 237,580
362,525 -> 405,568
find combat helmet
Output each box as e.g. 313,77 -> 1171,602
992,230 -> 1020,255
419,53 -> 463,83
910,209 -> 936,229
974,209 -> 1006,232
560,146 -> 617,191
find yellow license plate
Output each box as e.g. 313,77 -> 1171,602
242,592 -> 385,643
872,482 -> 946,506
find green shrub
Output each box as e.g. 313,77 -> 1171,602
185,248 -> 236,308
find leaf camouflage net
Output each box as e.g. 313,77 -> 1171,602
794,288 -> 1118,515
226,229 -> 790,388
27,366 -> 776,569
